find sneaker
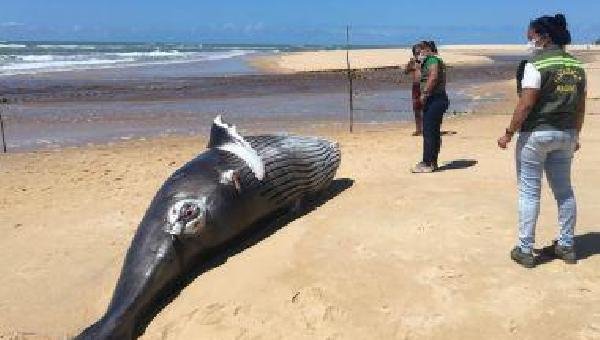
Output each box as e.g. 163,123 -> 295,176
554,244 -> 577,264
411,131 -> 423,136
511,246 -> 535,268
411,162 -> 435,173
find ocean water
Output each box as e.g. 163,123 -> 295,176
0,41 -> 296,76
0,41 -> 408,77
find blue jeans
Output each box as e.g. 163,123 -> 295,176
422,93 -> 449,165
516,130 -> 578,253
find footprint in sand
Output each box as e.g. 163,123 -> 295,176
289,286 -> 347,331
353,243 -> 377,259
581,324 -> 600,339
158,302 -> 251,340
416,265 -> 466,303
580,313 -> 600,339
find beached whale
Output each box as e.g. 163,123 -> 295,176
76,116 -> 341,339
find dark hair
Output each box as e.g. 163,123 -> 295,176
419,40 -> 438,53
411,43 -> 420,57
529,13 -> 571,47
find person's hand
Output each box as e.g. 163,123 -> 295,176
497,134 -> 512,149
405,59 -> 416,74
420,94 -> 428,107
575,142 -> 581,152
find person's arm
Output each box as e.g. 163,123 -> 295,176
404,59 -> 416,75
498,62 -> 541,149
423,63 -> 438,94
420,62 -> 438,104
412,65 -> 421,83
576,90 -> 586,133
497,89 -> 539,149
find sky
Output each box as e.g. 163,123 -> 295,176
1,1 -> 599,44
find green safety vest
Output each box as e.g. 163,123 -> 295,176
521,48 -> 586,131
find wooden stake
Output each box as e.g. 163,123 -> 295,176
0,98 -> 7,153
346,25 -> 354,133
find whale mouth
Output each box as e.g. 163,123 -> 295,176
165,197 -> 207,237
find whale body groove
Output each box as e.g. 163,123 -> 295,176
77,117 -> 341,339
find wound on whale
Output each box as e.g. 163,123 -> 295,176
76,116 -> 342,339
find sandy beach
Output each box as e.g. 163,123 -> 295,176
1,45 -> 600,339
252,45 -> 600,73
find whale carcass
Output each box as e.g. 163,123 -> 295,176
77,116 -> 341,339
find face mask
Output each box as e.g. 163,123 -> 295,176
417,53 -> 426,62
527,39 -> 543,54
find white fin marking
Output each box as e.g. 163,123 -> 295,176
213,116 -> 265,181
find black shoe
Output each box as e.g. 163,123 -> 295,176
511,247 -> 535,268
554,244 -> 577,264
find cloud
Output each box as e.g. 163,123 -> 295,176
222,23 -> 236,31
0,22 -> 25,28
243,22 -> 265,34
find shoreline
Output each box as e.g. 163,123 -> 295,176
1,56 -> 518,152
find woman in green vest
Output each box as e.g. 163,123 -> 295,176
497,14 -> 586,268
411,40 -> 449,173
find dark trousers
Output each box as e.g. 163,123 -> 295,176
422,93 -> 449,165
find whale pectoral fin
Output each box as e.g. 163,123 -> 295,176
209,116 -> 265,181
219,169 -> 241,193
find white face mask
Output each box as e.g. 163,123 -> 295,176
417,53 -> 426,62
527,39 -> 543,55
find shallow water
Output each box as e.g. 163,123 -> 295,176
3,88 -> 476,151
0,51 -> 515,151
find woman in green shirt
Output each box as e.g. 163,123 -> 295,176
411,41 -> 449,173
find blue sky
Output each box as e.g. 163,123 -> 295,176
1,1 -> 599,44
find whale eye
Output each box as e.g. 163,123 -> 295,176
179,203 -> 199,221
166,198 -> 207,236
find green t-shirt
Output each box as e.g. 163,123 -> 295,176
420,55 -> 447,95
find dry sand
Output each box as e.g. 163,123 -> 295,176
2,46 -> 600,339
253,44 -> 600,73
253,48 -> 494,73
2,114 -> 600,339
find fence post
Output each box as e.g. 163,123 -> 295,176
0,98 -> 7,154
345,25 -> 354,133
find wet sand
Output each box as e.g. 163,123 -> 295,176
2,61 -> 516,151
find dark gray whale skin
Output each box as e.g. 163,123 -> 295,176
76,130 -> 341,339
